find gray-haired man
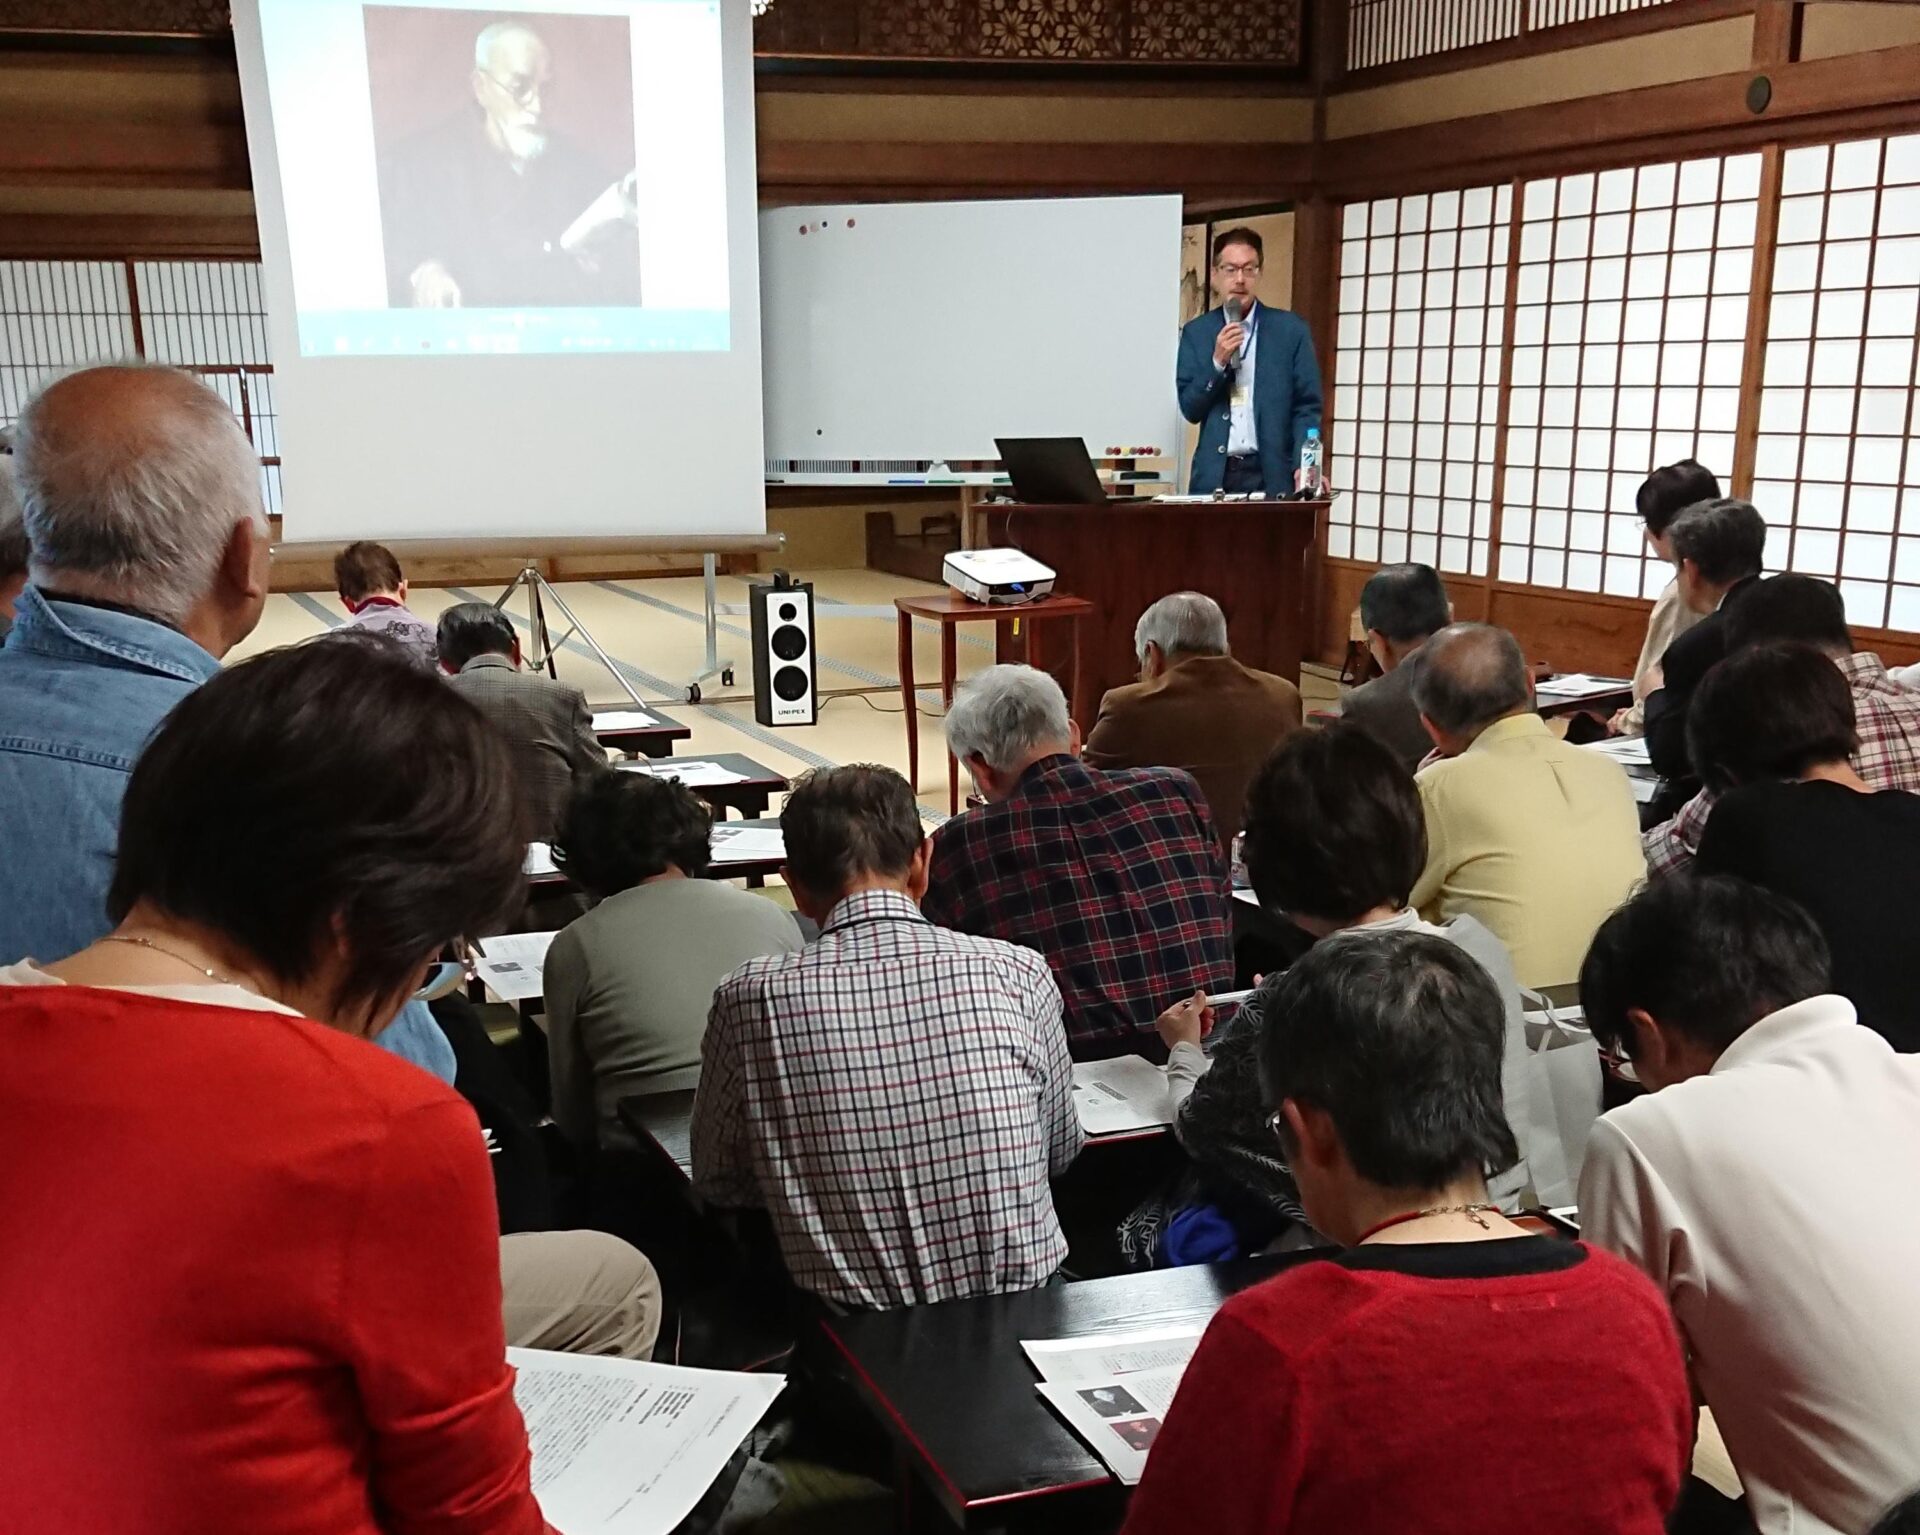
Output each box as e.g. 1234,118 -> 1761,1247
0,364 -> 271,965
1082,590 -> 1301,847
924,663 -> 1233,1059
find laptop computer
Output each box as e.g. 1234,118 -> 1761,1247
995,436 -> 1109,506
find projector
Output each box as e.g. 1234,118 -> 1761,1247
943,547 -> 1057,606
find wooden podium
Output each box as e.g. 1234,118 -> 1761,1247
970,498 -> 1326,718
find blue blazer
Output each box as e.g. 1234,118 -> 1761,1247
1176,303 -> 1323,494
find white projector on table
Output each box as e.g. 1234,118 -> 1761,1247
943,547 -> 1057,606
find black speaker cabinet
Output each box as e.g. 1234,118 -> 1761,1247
749,576 -> 818,727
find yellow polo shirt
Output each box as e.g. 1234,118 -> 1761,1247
1412,713 -> 1646,989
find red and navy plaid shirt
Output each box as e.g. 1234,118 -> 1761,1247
923,755 -> 1234,1055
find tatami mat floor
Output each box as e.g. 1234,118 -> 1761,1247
240,568 -> 1342,821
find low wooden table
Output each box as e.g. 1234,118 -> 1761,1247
894,591 -> 1095,814
592,711 -> 692,760
821,1255 -> 1306,1531
638,753 -> 789,821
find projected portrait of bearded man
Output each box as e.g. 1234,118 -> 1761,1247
376,17 -> 643,309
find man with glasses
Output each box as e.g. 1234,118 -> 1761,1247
378,19 -> 642,310
1176,227 -> 1324,496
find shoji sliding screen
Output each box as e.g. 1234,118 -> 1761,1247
1329,184 -> 1511,577
1499,152 -> 1761,599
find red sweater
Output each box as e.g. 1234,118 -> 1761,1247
0,986 -> 548,1535
1122,1239 -> 1692,1535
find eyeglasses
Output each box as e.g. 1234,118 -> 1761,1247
1216,262 -> 1262,278
480,70 -> 545,109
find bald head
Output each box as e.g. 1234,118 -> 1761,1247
1409,623 -> 1532,746
14,363 -> 269,651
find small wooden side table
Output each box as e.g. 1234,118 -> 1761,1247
894,590 -> 1096,814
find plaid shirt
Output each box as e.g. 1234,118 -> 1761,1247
691,889 -> 1082,1309
1645,653 -> 1920,877
922,755 -> 1234,1054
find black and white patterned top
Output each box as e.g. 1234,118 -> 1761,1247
692,888 -> 1083,1309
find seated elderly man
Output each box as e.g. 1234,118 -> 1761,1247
438,601 -> 606,841
924,663 -> 1233,1058
0,365 -> 272,966
1082,590 -> 1300,847
1408,623 -> 1644,988
0,366 -> 453,1111
1341,563 -> 1451,772
693,764 -> 1081,1309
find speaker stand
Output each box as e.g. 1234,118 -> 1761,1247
493,564 -> 645,708
679,553 -> 739,705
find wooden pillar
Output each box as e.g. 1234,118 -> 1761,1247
1731,145 -> 1785,500
1292,195 -> 1342,655
1481,179 -> 1527,626
1751,0 -> 1803,67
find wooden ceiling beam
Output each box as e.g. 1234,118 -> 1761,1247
1320,37 -> 1920,200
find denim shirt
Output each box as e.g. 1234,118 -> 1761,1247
0,587 -> 220,964
0,588 -> 455,1085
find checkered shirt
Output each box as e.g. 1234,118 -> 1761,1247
922,755 -> 1234,1052
691,889 -> 1082,1309
1644,653 -> 1920,877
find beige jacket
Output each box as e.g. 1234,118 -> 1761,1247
1617,579 -> 1705,735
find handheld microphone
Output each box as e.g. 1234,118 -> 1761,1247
1223,297 -> 1244,325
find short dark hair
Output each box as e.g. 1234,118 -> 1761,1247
1258,932 -> 1520,1190
437,601 -> 518,668
554,770 -> 712,897
1579,874 -> 1830,1059
1212,226 -> 1263,265
1359,563 -> 1449,645
1722,572 -> 1851,655
1241,725 -> 1425,923
333,540 -> 405,603
1666,497 -> 1767,586
1689,642 -> 1857,794
781,764 -> 924,898
109,638 -> 528,1022
1409,623 -> 1531,735
1635,460 -> 1722,537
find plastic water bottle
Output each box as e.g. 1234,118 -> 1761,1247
1298,428 -> 1324,496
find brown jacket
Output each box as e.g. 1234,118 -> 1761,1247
1082,653 -> 1303,847
448,654 -> 606,840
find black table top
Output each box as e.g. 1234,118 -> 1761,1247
616,1088 -> 696,1180
821,1254 -> 1306,1528
593,714 -> 692,740
529,817 -> 786,888
698,753 -> 789,789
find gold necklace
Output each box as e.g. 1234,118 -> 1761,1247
101,933 -> 250,990
1356,1202 -> 1499,1244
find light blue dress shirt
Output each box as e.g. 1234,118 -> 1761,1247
1211,299 -> 1260,455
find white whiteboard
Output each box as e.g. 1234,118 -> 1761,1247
760,195 -> 1184,467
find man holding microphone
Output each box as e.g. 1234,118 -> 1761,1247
1176,227 -> 1324,496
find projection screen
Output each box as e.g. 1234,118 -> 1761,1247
232,0 -> 765,541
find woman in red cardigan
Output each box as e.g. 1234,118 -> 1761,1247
1123,932 -> 1694,1535
0,639 -> 551,1535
